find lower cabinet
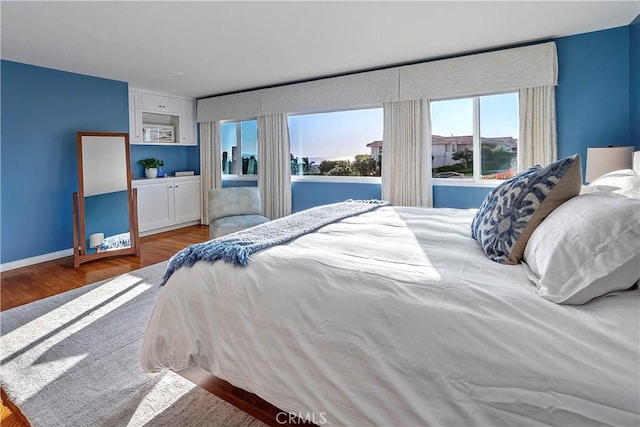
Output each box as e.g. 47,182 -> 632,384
133,176 -> 201,235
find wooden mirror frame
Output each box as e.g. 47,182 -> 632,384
73,132 -> 140,267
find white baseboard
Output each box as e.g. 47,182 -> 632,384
1,248 -> 73,272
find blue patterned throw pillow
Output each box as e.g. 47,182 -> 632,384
471,154 -> 582,264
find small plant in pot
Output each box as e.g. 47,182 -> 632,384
138,158 -> 164,179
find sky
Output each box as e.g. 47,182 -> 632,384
431,92 -> 518,138
289,108 -> 383,161
221,92 -> 519,163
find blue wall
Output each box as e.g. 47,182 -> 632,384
222,179 -> 258,188
221,180 -> 381,213
0,60 -> 197,263
556,25 -> 634,176
292,181 -> 381,212
130,145 -> 198,180
433,186 -> 492,209
1,61 -> 128,263
630,15 -> 640,146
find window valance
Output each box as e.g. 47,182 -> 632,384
259,68 -> 399,116
197,90 -> 261,124
197,42 -> 557,123
399,42 -> 557,100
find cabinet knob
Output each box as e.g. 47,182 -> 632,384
175,185 -> 179,188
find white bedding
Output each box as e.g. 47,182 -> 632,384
140,206 -> 639,426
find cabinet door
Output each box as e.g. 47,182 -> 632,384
160,97 -> 180,114
141,93 -> 163,113
129,91 -> 142,143
135,182 -> 174,232
173,179 -> 201,223
179,99 -> 196,145
141,93 -> 180,114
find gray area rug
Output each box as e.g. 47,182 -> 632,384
0,261 -> 266,427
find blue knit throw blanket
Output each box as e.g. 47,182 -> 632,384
160,199 -> 390,286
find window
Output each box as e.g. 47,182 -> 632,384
221,120 -> 258,176
431,92 -> 519,181
288,108 -> 383,177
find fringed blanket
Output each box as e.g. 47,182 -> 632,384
160,199 -> 390,286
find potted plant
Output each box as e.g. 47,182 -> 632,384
138,158 -> 164,179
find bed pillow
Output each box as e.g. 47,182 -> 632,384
471,154 -> 582,264
580,169 -> 640,199
523,192 -> 640,305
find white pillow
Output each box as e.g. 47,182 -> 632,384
581,169 -> 640,199
522,191 -> 640,305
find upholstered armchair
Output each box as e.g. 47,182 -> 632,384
208,187 -> 270,239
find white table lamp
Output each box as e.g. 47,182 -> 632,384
89,232 -> 105,250
585,146 -> 633,183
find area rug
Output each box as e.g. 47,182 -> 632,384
0,262 -> 266,427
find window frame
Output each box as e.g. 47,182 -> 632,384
220,118 -> 258,179
287,106 -> 384,183
430,91 -> 519,187
219,92 -> 517,187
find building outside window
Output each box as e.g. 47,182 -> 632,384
288,108 -> 383,177
221,120 -> 258,176
430,92 -> 519,181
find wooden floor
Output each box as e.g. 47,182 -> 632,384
1,225 -> 210,311
0,225 -> 210,427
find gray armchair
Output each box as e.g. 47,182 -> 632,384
208,187 -> 270,239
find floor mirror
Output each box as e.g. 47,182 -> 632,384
73,132 -> 140,267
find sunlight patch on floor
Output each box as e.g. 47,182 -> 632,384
127,372 -> 196,425
1,273 -> 153,400
20,355 -> 87,401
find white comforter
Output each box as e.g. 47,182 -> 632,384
140,207 -> 639,426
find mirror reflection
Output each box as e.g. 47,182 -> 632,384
84,191 -> 130,254
73,132 -> 139,266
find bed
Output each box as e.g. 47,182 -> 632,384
140,160 -> 640,426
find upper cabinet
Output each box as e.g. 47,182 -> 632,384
129,91 -> 143,143
141,93 -> 180,114
179,99 -> 196,145
129,88 -> 197,146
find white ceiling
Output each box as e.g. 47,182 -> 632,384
2,1 -> 638,99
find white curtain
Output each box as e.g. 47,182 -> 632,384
257,114 -> 291,219
382,99 -> 432,207
518,86 -> 557,169
199,121 -> 222,225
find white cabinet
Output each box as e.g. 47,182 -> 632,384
179,99 -> 197,145
173,178 -> 201,223
129,88 -> 196,146
135,180 -> 173,231
134,176 -> 201,234
142,93 -> 180,114
128,90 -> 142,143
